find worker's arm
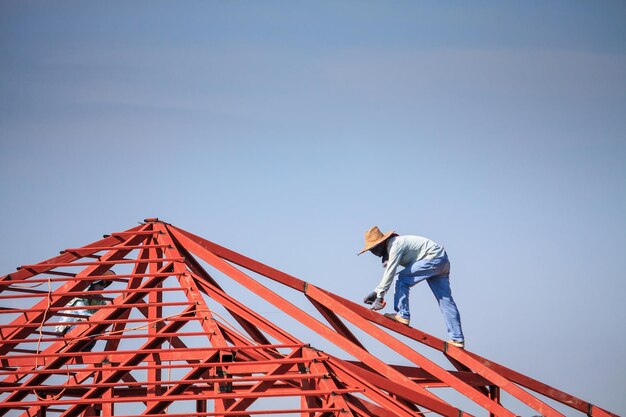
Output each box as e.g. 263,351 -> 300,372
374,238 -> 402,298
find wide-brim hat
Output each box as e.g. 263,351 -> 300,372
357,226 -> 397,255
89,270 -> 115,288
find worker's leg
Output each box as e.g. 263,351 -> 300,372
427,275 -> 464,342
394,276 -> 413,319
394,256 -> 450,320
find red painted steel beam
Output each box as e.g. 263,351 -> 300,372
113,408 -> 345,417
301,348 -> 365,416
0,371 -> 330,394
461,350 -> 619,417
157,224 -> 231,347
344,360 -> 490,387
0,315 -> 197,337
168,225 -> 469,417
2,301 -> 194,316
0,344 -> 305,368
167,225 -> 307,292
37,380 -> 344,396
443,352 -> 490,397
1,272 -> 182,286
211,323 -> 284,363
344,397 -> 402,417
322,288 -> 446,350
315,287 -> 565,416
320,353 -> 427,417
321,282 -> 617,416
223,348 -> 305,413
445,344 -> 565,417
0,287 -> 49,295
168,231 -> 275,347
1,220 -> 617,417
139,226 -> 243,413
106,246 -> 153,361
305,284 -> 515,417
15,298 -> 192,417
140,351 -> 223,415
53,304 -> 199,417
188,270 -> 302,345
166,225 -> 496,412
0,225 -> 145,285
62,244 -> 170,252
1,259 -> 176,395
0,226 -> 154,355
2,353 -> 323,378
107,231 -> 161,238
306,295 -> 367,351
5,388 -> 365,408
25,382 -> 360,398
189,271 -> 276,347
0,286 -> 183,301
589,405 -> 620,417
18,258 -> 184,269
335,357 -> 485,404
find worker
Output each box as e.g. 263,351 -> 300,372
56,270 -> 114,351
359,226 -> 465,348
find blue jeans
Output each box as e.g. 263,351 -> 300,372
394,255 -> 464,341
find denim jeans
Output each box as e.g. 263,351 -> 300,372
394,255 -> 464,341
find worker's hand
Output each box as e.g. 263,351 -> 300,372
363,291 -> 377,305
371,297 -> 386,311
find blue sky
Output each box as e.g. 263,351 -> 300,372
1,1 -> 625,415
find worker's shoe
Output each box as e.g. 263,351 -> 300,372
446,339 -> 465,349
383,313 -> 410,326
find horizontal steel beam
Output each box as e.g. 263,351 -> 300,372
2,388 -> 363,408
0,300 -> 194,315
19,258 -> 184,269
0,286 -> 184,300
106,407 -> 346,417
0,356 -> 328,377
62,244 -> 170,252
0,272 -> 183,286
1,343 -> 304,361
0,372 -> 329,393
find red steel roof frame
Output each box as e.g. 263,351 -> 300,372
0,218 -> 617,417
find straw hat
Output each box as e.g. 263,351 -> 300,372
357,226 -> 397,255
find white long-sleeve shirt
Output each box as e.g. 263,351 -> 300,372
55,296 -> 106,334
374,235 -> 446,297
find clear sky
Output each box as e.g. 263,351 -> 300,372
1,1 -> 625,415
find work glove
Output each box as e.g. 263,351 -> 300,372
371,297 -> 386,311
363,291 -> 377,305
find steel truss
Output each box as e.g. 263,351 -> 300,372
0,218 -> 617,416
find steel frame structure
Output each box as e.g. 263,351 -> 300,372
0,218 -> 617,416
